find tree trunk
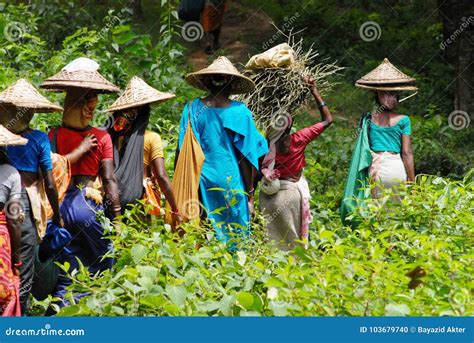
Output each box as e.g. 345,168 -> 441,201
130,0 -> 144,20
438,0 -> 474,115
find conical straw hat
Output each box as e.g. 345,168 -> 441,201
0,125 -> 28,146
0,79 -> 63,112
41,57 -> 120,93
106,77 -> 175,112
356,58 -> 417,90
185,56 -> 255,94
355,83 -> 418,91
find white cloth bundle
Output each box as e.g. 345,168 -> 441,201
246,43 -> 296,70
62,57 -> 99,72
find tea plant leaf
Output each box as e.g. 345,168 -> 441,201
236,292 -> 254,310
166,285 -> 187,308
384,303 -> 410,316
131,244 -> 148,264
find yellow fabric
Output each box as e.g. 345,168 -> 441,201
85,187 -> 103,205
25,183 -> 48,240
32,153 -> 73,239
45,153 -> 72,219
143,178 -> 162,216
144,130 -> 164,167
165,103 -> 205,225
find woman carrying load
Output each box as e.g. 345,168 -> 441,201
176,56 -> 268,245
0,79 -> 64,314
40,57 -> 121,308
105,76 -> 180,223
259,77 -> 333,251
0,126 -> 27,316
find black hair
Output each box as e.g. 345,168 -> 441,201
0,148 -> 8,165
374,93 -> 381,106
138,104 -> 151,118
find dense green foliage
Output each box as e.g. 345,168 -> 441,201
242,0 -> 473,178
32,173 -> 472,317
243,0 -> 451,114
0,2 -> 472,317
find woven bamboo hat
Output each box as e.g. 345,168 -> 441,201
0,125 -> 28,146
355,58 -> 417,91
0,79 -> 63,112
41,57 -> 120,93
106,76 -> 175,113
185,56 -> 255,94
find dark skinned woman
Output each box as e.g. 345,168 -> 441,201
0,79 -> 64,314
40,57 -> 121,309
355,58 -> 416,199
0,126 -> 26,316
105,76 -> 180,221
178,56 -> 268,245
259,77 -> 333,251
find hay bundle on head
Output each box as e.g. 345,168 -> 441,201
236,31 -> 342,130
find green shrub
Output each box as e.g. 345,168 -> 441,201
2,2 -> 471,317
33,172 -> 472,317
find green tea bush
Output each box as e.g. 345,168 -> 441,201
2,2 -> 471,317
36,172 -> 471,317
0,2 -> 198,171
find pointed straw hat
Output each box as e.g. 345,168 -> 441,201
0,79 -> 63,112
0,125 -> 28,146
106,76 -> 175,113
355,58 -> 417,91
185,56 -> 255,94
41,57 -> 120,93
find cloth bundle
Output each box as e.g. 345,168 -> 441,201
237,34 -> 342,130
165,101 -> 205,225
246,43 -> 296,70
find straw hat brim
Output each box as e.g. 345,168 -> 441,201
185,71 -> 255,94
355,82 -> 418,91
0,79 -> 64,112
41,82 -> 120,94
0,101 -> 62,112
356,78 -> 416,85
0,125 -> 28,146
106,93 -> 176,112
41,70 -> 120,93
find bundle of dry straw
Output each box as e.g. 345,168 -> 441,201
237,31 -> 342,129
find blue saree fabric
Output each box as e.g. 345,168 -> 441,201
178,99 -> 268,243
51,187 -> 113,304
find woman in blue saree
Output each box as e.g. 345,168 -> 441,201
178,56 -> 268,244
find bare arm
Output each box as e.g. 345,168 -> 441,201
151,157 -> 178,212
174,147 -> 179,171
305,77 -> 333,128
237,151 -> 256,215
101,159 -> 121,218
1,201 -> 22,269
237,154 -> 255,194
401,135 -> 415,182
42,169 -> 62,226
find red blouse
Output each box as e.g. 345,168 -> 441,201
49,127 -> 113,176
274,122 -> 325,179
